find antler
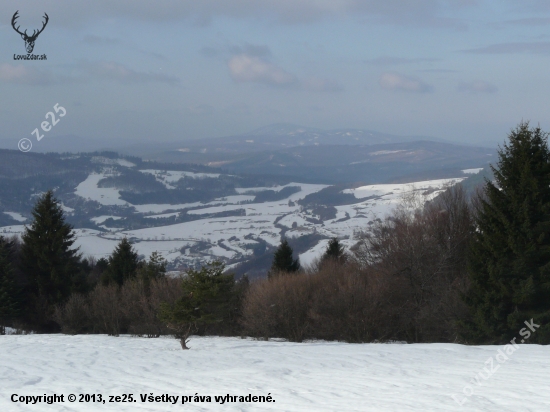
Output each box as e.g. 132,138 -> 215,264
11,11 -> 26,36
30,13 -> 49,39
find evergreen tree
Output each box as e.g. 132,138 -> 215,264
21,190 -> 80,328
102,238 -> 139,286
321,238 -> 346,264
159,261 -> 236,349
138,251 -> 167,281
462,122 -> 550,343
137,251 -> 167,294
0,237 -> 19,334
269,239 -> 300,277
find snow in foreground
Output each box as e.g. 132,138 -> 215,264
0,335 -> 548,411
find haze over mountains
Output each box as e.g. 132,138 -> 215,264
1,123 -> 495,184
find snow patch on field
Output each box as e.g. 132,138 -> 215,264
0,225 -> 25,238
75,173 -> 127,206
462,168 -> 484,174
1,335 -> 549,411
144,212 -> 180,219
370,150 -> 407,156
91,157 -> 136,168
3,212 -> 26,222
90,216 -> 122,224
140,170 -> 221,189
345,178 -> 463,200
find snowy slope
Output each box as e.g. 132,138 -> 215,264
0,335 -> 548,411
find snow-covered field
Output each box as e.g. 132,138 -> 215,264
0,335 -> 548,411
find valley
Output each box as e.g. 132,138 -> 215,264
0,148 -> 480,276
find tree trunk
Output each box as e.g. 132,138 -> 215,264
177,323 -> 195,350
179,337 -> 190,350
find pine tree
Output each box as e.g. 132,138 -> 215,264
137,251 -> 167,294
102,238 -> 139,286
321,238 -> 346,264
462,122 -> 550,343
138,251 -> 167,281
0,237 -> 19,334
269,239 -> 300,277
21,190 -> 80,328
159,261 -> 236,349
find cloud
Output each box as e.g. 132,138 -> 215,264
202,43 -> 342,92
462,42 -> 550,54
0,0 -> 478,28
458,80 -> 497,93
419,68 -> 458,73
227,54 -> 297,87
365,56 -> 439,65
379,72 -> 433,93
503,17 -> 550,26
229,44 -> 271,58
0,64 -> 57,86
186,104 -> 215,115
139,50 -> 167,61
226,54 -> 343,92
302,77 -> 344,93
201,43 -> 272,59
82,35 -> 119,45
80,61 -> 179,84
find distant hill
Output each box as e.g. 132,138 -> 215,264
124,140 -> 495,184
0,124 -> 494,184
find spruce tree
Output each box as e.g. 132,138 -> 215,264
269,239 -> 300,277
321,238 -> 346,264
0,237 -> 19,334
137,251 -> 167,294
138,251 -> 167,281
102,238 -> 139,286
21,190 -> 80,327
463,122 -> 550,343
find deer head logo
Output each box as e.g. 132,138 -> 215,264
11,11 -> 49,54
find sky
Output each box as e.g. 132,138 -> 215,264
1,0 -> 550,148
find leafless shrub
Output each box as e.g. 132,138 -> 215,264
307,260 -> 387,342
54,294 -> 91,334
88,283 -> 124,336
120,277 -> 183,337
354,184 -> 472,342
242,260 -> 398,343
55,276 -> 184,337
242,273 -> 313,342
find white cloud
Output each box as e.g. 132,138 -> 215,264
458,80 -> 497,93
0,64 -> 55,86
365,56 -> 438,65
462,42 -> 550,54
379,72 -> 432,93
81,35 -> 119,45
226,54 -> 343,93
302,77 -> 344,93
80,61 -> 179,84
227,54 -> 297,87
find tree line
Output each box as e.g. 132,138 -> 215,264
1,122 -> 549,347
